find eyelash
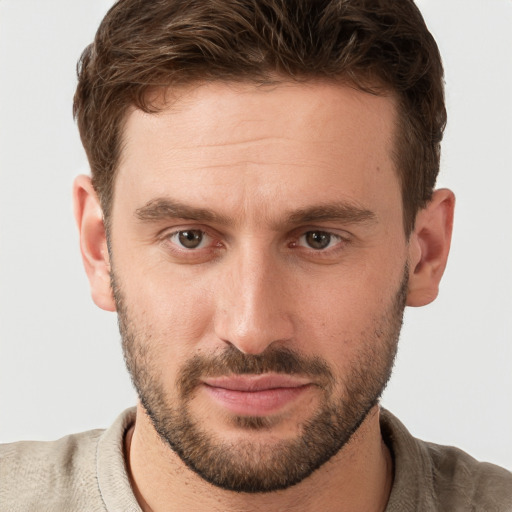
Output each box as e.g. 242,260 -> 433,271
292,231 -> 345,251
160,227 -> 350,259
168,230 -> 213,250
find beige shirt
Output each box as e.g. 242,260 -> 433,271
1,408 -> 511,511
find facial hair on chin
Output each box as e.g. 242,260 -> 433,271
113,266 -> 408,493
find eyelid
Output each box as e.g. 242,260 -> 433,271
287,228 -> 353,258
157,223 -> 218,242
156,224 -> 351,261
168,229 -> 212,250
293,226 -> 350,240
296,231 -> 343,249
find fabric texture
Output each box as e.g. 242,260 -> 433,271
1,408 -> 511,511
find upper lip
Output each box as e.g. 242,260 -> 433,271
202,374 -> 312,392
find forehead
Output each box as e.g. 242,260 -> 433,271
123,80 -> 397,155
115,80 -> 401,223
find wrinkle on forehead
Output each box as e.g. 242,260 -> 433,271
123,80 -> 397,150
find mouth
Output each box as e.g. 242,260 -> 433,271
201,374 -> 314,416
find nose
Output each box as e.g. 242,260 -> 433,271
213,244 -> 295,355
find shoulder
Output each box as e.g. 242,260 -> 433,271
381,409 -> 512,512
0,428 -> 106,512
424,440 -> 512,510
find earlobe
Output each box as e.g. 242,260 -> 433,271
73,175 -> 116,312
406,189 -> 455,307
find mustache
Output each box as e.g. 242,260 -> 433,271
177,345 -> 334,398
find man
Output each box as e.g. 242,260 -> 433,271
1,0 -> 511,510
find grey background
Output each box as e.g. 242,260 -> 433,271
1,0 -> 511,469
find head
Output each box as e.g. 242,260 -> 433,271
73,0 -> 454,495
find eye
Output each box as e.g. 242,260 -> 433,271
297,231 -> 342,250
169,229 -> 210,249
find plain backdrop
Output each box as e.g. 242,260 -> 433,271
0,0 -> 511,470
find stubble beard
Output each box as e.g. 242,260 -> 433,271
113,268 -> 408,493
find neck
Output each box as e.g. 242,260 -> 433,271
125,403 -> 393,512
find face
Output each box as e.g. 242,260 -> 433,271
109,81 -> 409,492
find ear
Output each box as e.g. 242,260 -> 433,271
406,189 -> 455,307
73,175 -> 116,312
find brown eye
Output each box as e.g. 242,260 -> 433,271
176,230 -> 205,249
304,231 -> 331,249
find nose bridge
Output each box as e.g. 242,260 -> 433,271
215,239 -> 293,354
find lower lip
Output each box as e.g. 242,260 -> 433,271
202,384 -> 312,416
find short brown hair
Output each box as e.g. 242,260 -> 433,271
73,0 -> 445,235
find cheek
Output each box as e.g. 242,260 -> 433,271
292,262 -> 403,360
117,260 -> 217,363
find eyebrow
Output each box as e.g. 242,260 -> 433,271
135,198 -> 231,224
285,203 -> 376,226
135,198 -> 377,227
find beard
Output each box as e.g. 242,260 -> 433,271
113,267 -> 407,494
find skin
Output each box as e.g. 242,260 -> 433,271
74,81 -> 454,512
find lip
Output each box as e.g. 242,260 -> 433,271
201,374 -> 313,416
